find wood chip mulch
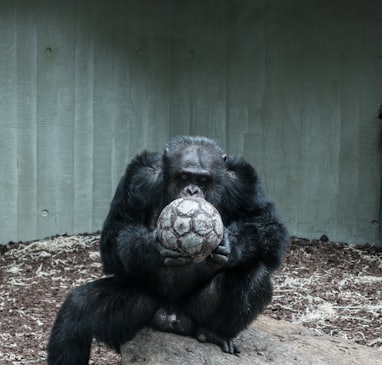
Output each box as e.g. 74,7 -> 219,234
0,234 -> 381,364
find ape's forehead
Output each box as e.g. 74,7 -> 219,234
164,137 -> 225,174
178,146 -> 212,169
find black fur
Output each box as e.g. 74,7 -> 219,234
47,136 -> 289,364
377,104 -> 382,119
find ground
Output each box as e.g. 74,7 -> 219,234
0,234 -> 381,364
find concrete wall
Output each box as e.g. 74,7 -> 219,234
0,0 -> 381,245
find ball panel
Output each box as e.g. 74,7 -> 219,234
179,232 -> 204,255
204,231 -> 220,247
158,228 -> 179,250
192,213 -> 213,235
158,206 -> 173,227
173,216 -> 192,235
213,217 -> 224,238
200,201 -> 216,216
176,198 -> 200,216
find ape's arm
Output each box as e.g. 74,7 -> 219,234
225,199 -> 289,271
209,157 -> 289,271
100,151 -> 165,278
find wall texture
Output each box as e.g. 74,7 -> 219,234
0,0 -> 381,245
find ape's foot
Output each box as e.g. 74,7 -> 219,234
197,327 -> 241,354
151,308 -> 195,336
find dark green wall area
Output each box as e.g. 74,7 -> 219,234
0,0 -> 381,245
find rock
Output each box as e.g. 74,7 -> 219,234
121,316 -> 382,365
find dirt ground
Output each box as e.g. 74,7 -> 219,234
0,234 -> 381,364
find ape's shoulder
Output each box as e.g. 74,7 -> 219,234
116,151 -> 163,209
224,155 -> 258,185
220,155 -> 271,215
126,150 -> 162,173
124,151 -> 163,185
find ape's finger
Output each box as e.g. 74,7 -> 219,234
164,257 -> 192,266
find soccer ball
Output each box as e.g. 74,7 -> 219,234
157,197 -> 224,262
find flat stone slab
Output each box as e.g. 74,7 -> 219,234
121,316 -> 382,365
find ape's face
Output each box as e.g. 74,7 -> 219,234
164,144 -> 225,204
174,147 -> 213,199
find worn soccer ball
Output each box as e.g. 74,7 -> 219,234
157,197 -> 224,262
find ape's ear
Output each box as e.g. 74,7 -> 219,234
222,154 -> 227,162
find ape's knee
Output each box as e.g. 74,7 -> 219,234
191,266 -> 273,339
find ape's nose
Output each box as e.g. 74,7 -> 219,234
183,185 -> 203,197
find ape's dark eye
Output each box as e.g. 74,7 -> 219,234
180,174 -> 189,181
198,176 -> 209,183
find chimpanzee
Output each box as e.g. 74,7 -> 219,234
47,135 -> 289,365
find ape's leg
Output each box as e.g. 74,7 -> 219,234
47,277 -> 158,365
150,264 -> 272,354
186,263 -> 273,353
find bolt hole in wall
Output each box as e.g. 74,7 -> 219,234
41,210 -> 49,218
44,46 -> 56,57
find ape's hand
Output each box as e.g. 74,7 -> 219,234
158,247 -> 193,266
206,229 -> 231,268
